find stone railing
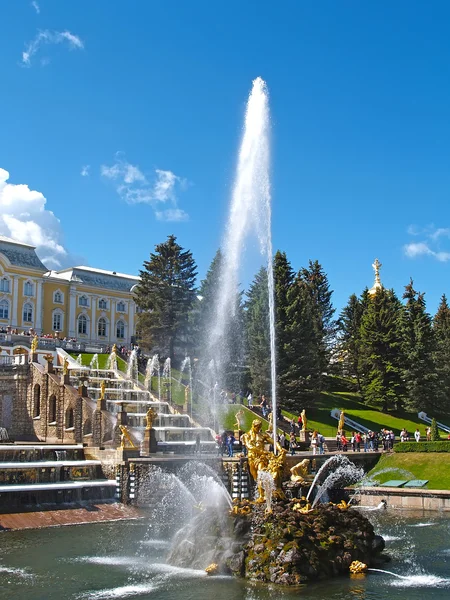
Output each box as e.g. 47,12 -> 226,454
0,354 -> 27,366
0,334 -> 109,354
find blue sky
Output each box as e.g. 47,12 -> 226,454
2,1 -> 450,315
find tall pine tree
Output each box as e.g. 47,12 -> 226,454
400,280 -> 437,412
245,267 -> 271,397
280,276 -> 322,410
299,260 -> 336,378
135,235 -> 197,363
359,288 -> 404,411
273,250 -> 295,404
434,294 -> 450,413
337,293 -> 365,389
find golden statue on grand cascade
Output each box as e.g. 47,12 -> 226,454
119,425 -> 136,449
241,418 -> 286,501
338,410 -> 345,433
31,334 -> 38,353
145,406 -> 158,430
301,409 -> 307,432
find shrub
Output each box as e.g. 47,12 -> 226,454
430,418 -> 440,441
394,441 -> 450,453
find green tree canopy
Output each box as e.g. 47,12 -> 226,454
135,234 -> 197,362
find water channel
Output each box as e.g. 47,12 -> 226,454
1,511 -> 449,600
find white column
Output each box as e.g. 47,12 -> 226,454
35,280 -> 43,334
109,299 -> 116,343
129,301 -> 135,344
11,276 -> 19,327
91,295 -> 97,341
69,288 -> 76,337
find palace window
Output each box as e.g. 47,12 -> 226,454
24,281 -> 34,296
54,291 -> 63,303
98,317 -> 107,337
116,320 -> 125,339
0,299 -> 9,319
0,278 -> 10,293
117,301 -> 126,312
53,311 -> 63,331
99,298 -> 107,310
79,295 -> 88,307
78,314 -> 88,335
23,303 -> 33,323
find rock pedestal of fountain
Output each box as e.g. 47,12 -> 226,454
226,497 -> 386,585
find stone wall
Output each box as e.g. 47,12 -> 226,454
0,364 -> 33,439
0,361 -> 112,445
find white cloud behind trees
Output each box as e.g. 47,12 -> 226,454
0,168 -> 79,269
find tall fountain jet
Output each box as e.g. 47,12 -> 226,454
210,76 -> 277,449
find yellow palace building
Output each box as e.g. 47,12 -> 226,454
0,236 -> 139,345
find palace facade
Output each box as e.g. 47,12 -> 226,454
0,236 -> 139,345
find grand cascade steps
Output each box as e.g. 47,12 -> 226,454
0,443 -> 116,509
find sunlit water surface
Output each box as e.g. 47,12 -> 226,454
1,511 -> 450,600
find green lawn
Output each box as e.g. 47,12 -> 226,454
68,352 -> 127,372
218,404 -> 272,433
366,453 -> 450,490
282,390 -> 447,438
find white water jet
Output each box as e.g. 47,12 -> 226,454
179,357 -> 193,418
208,77 -> 277,448
76,354 -> 83,366
126,349 -> 138,383
162,358 -> 172,403
90,353 -> 99,370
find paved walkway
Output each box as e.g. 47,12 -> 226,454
0,503 -> 144,531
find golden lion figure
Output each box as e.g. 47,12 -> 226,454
241,419 -> 286,502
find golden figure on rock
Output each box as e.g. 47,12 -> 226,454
31,335 -> 38,353
145,406 -> 158,430
63,358 -> 69,375
290,459 -> 311,484
100,380 -> 106,401
119,425 -> 136,449
301,409 -> 307,432
241,418 -> 286,502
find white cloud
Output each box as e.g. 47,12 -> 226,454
0,168 -> 78,268
404,241 -> 450,263
429,227 -> 450,241
156,208 -> 189,222
101,154 -> 189,221
22,30 -> 84,67
80,165 -> 90,177
31,1 -> 40,14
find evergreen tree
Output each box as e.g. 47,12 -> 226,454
273,250 -> 295,403
135,235 -> 197,362
433,294 -> 450,413
430,417 -> 440,441
359,288 -> 404,411
337,293 -> 364,389
299,260 -> 336,376
245,267 -> 271,397
192,249 -> 245,391
401,280 -> 437,412
280,276 -> 321,410
191,249 -> 223,357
